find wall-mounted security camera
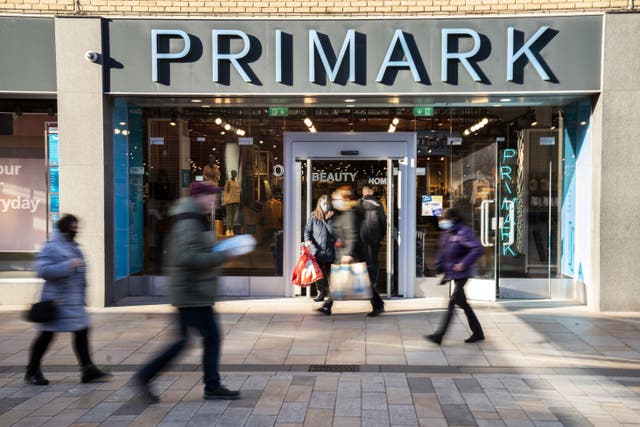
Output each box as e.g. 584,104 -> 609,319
85,51 -> 100,63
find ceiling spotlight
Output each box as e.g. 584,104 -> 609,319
169,114 -> 177,126
580,120 -> 587,126
224,123 -> 231,131
309,126 -> 317,133
392,117 -> 399,125
191,99 -> 202,103
215,117 -> 222,125
236,129 -> 243,135
303,117 -> 313,127
344,99 -> 355,103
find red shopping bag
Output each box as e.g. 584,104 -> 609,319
291,245 -> 323,287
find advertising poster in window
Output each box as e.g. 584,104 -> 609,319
421,195 -> 443,216
0,158 -> 47,251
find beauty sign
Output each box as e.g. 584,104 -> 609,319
0,158 -> 47,251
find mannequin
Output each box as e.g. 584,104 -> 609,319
223,170 -> 241,236
203,156 -> 221,186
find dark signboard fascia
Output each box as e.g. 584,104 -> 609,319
0,17 -> 57,94
106,15 -> 602,95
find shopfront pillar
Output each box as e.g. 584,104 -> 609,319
55,17 -> 110,307
591,13 -> 640,311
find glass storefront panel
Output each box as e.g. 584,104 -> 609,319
113,98 -> 585,299
0,99 -> 57,276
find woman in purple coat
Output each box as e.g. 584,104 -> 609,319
426,208 -> 485,345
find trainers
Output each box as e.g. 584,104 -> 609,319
81,365 -> 112,383
313,295 -> 325,302
317,306 -> 332,316
464,334 -> 485,343
25,371 -> 49,386
133,375 -> 160,404
204,386 -> 240,400
425,333 -> 443,345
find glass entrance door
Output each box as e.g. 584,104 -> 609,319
294,159 -> 398,297
420,130 -> 560,301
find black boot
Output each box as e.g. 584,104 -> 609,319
81,364 -> 112,383
313,291 -> 326,302
25,369 -> 49,386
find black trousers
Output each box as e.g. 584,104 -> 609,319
363,242 -> 385,311
27,328 -> 93,374
436,278 -> 484,337
137,306 -> 221,391
315,261 -> 332,296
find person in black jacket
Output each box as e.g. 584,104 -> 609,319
358,185 -> 386,317
426,208 -> 485,345
303,195 -> 335,302
318,186 -> 363,315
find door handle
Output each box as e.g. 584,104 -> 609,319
480,199 -> 494,247
504,199 -> 515,247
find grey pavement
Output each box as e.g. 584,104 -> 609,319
1,297 -> 640,426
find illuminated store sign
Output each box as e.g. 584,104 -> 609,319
107,16 -> 602,94
151,26 -> 555,85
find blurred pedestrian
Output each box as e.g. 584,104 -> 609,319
25,214 -> 110,386
426,208 -> 485,345
318,186 -> 364,315
134,182 -> 240,403
304,195 -> 335,302
358,185 -> 386,317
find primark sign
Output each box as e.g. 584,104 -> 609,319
106,16 -> 602,94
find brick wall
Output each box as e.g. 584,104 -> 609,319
0,0 -> 633,16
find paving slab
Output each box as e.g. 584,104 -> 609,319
0,298 -> 639,426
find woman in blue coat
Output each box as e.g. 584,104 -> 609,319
304,195 -> 335,302
25,214 -> 109,385
426,208 -> 485,345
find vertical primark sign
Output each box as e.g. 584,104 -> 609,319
106,16 -> 602,95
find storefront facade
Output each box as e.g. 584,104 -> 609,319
1,8 -> 639,311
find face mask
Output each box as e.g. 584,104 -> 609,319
438,220 -> 454,230
332,199 -> 345,210
320,203 -> 330,212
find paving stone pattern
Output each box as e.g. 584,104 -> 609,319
0,298 -> 639,426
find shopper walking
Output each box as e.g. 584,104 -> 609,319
426,208 -> 485,345
134,182 -> 240,403
304,195 -> 335,302
318,186 -> 364,315
358,185 -> 387,317
25,214 -> 110,386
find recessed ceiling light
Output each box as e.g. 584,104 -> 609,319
346,104 -> 355,108
191,99 -> 202,103
344,99 -> 356,103
499,98 -> 512,102
201,104 -> 211,108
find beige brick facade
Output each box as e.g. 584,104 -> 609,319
0,0 -> 634,16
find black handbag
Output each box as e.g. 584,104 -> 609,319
24,300 -> 58,323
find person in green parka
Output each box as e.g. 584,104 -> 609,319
134,182 -> 240,403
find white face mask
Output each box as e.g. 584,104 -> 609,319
320,202 -> 330,212
332,199 -> 345,210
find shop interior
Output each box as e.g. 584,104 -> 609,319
121,98 -> 581,292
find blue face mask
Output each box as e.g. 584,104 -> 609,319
438,220 -> 454,230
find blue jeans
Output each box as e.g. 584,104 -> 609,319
137,306 -> 221,391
